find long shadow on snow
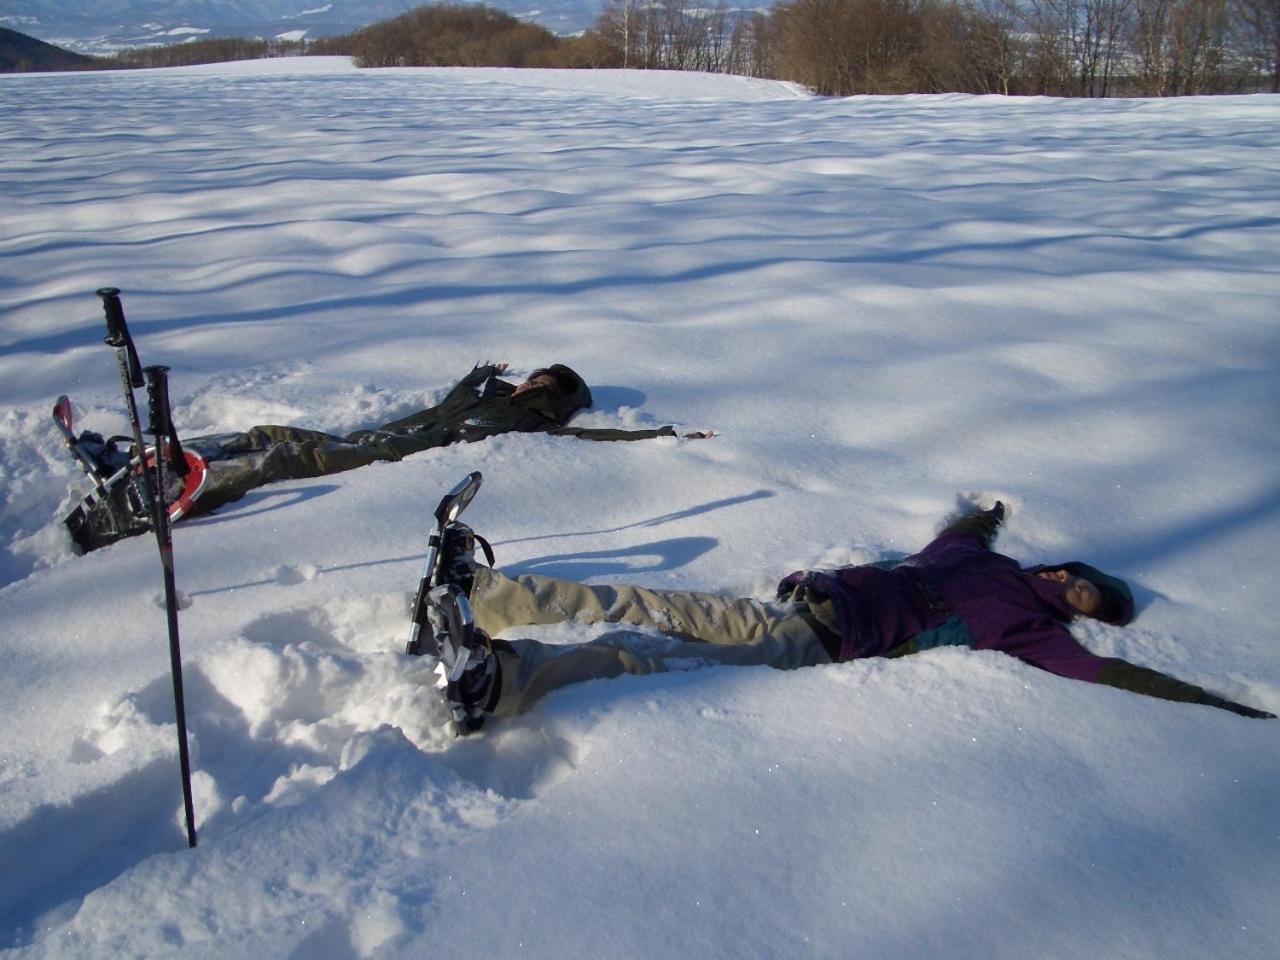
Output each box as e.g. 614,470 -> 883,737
502,536 -> 718,581
186,492 -> 760,597
190,535 -> 718,598
182,482 -> 341,526
493,489 -> 774,549
1092,483 -> 1280,583
585,384 -> 647,412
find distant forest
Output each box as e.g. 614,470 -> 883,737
4,0 -> 1277,97
1,26 -> 102,71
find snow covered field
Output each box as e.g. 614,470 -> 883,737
2,58 -> 1278,958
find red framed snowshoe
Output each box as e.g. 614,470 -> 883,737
54,395 -> 208,552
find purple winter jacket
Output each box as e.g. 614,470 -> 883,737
779,529 -> 1145,688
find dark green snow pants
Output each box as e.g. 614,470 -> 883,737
191,425 -> 439,513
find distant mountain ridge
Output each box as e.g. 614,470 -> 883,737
0,0 -> 606,53
0,25 -> 101,70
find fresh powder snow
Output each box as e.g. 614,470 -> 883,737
1,58 -> 1278,959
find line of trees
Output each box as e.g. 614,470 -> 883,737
591,0 -> 1279,95
94,5 -> 622,72
315,4 -> 621,68
593,0 -> 770,73
41,0 -> 1278,96
111,36 -> 309,69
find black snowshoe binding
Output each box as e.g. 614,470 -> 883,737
436,520 -> 493,598
405,472 -> 497,735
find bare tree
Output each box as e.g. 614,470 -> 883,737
1170,0 -> 1233,91
1019,0 -> 1133,95
736,12 -> 783,77
773,0 -> 1020,94
1080,0 -> 1134,95
970,0 -> 1024,94
594,0 -> 752,73
917,0 -> 1016,93
588,0 -> 1260,93
596,0 -> 659,68
1133,0 -> 1176,92
1234,0 -> 1279,89
1131,0 -> 1237,93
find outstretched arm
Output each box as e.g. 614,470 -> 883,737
1099,661 -> 1274,718
940,501 -> 1006,550
1095,659 -> 1203,703
549,424 -> 679,442
1022,626 -> 1274,718
549,425 -> 716,441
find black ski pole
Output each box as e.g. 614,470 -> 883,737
144,364 -> 198,849
98,288 -> 155,517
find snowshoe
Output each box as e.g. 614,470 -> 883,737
54,396 -> 208,553
405,472 -> 498,735
429,583 -> 497,735
406,471 -> 490,656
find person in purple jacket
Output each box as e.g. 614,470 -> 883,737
431,502 -> 1275,722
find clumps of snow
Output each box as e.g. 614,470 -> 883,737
0,405 -> 82,585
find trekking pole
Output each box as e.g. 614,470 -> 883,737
98,288 -> 155,518
144,363 -> 198,849
96,289 -> 197,848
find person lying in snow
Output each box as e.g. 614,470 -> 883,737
186,362 -> 709,516
426,501 -> 1275,725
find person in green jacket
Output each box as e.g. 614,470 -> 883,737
185,363 -> 706,515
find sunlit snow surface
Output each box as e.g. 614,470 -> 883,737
1,59 -> 1278,958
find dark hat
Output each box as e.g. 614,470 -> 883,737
528,364 -> 590,403
524,364 -> 592,423
1052,561 -> 1135,625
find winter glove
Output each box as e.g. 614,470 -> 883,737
1199,692 -> 1276,719
942,500 -> 1006,549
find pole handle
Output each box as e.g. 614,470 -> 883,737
98,287 -> 145,388
144,365 -> 190,478
144,365 -> 173,436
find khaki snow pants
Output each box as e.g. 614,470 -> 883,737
470,568 -> 833,717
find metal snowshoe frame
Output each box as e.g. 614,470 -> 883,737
406,470 -> 483,658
